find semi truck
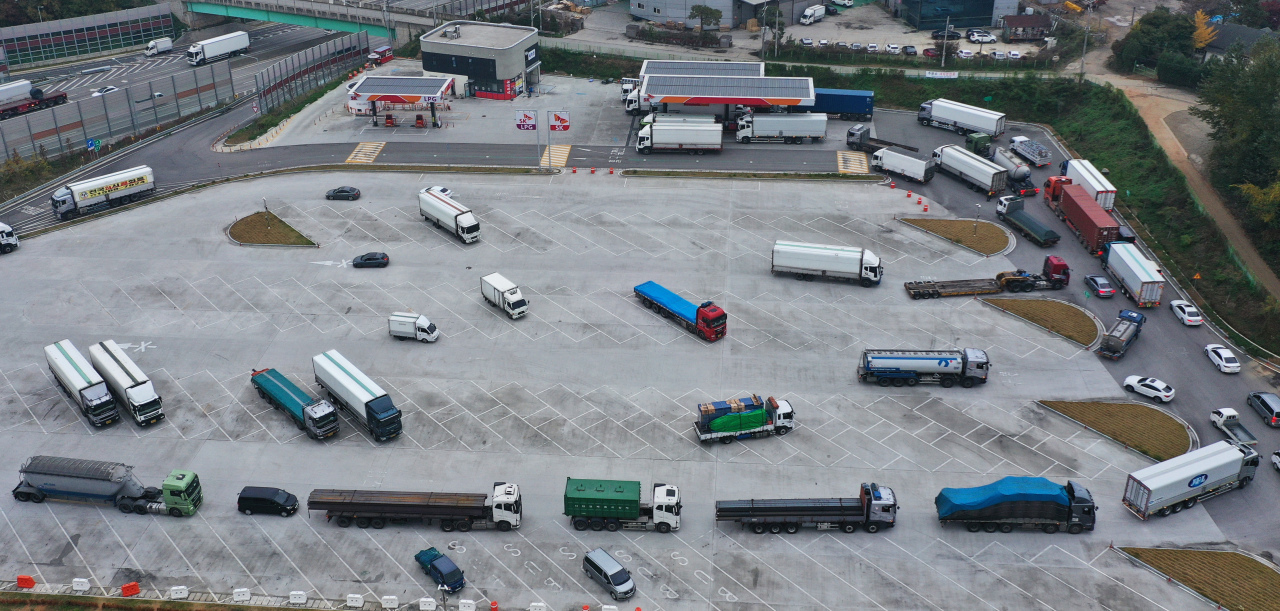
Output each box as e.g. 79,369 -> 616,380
1101,242 -> 1164,307
88,339 -> 164,426
996,196 -> 1059,247
932,144 -> 1008,198
770,240 -> 883,286
50,165 -> 155,221
1211,408 -> 1258,446
936,476 -> 1095,534
0,79 -> 68,120
12,455 -> 203,517
636,123 -> 723,154
917,98 -> 1006,138
992,147 -> 1030,182
715,482 -> 896,534
186,31 -> 250,65
308,483 -> 522,531
311,349 -> 402,442
694,394 -> 796,443
1061,159 -> 1116,210
845,124 -> 919,153
481,273 -> 528,319
1095,309 -> 1146,360
871,147 -> 935,183
735,114 -> 827,144
249,368 -> 340,440
964,132 -> 993,158
388,312 -> 440,342
45,339 -> 119,427
418,187 -> 481,243
639,112 -> 718,126
1044,179 -> 1119,255
633,280 -> 726,341
1010,136 -> 1052,167
143,37 -> 173,56
808,88 -> 874,121
563,478 -> 681,533
904,255 -> 1070,299
856,347 -> 990,388
0,222 -> 19,254
1123,440 -> 1259,519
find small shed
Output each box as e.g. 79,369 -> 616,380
1001,14 -> 1052,42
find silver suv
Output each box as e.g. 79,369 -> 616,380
583,548 -> 635,601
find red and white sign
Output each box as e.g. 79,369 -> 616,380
549,111 -> 570,131
515,110 -> 537,130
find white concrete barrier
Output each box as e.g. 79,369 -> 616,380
233,588 -> 252,602
527,604 -> 548,611
602,606 -> 619,611
418,598 -> 437,611
381,595 -> 398,609
289,591 -> 308,604
347,594 -> 366,608
71,579 -> 90,592
458,601 -> 476,611
169,586 -> 189,600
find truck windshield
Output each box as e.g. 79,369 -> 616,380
509,299 -> 527,310
314,410 -> 338,427
367,395 -> 398,419
707,315 -> 727,328
461,223 -> 479,235
136,399 -> 162,415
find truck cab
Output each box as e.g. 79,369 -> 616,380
773,398 -> 796,430
861,250 -> 883,284
0,222 -> 17,254
965,132 -> 992,158
1064,481 -> 1095,530
962,348 -> 990,382
161,469 -> 203,516
303,400 -> 339,437
650,484 -> 682,531
799,4 -> 825,24
1043,175 -> 1072,202
695,301 -> 727,340
862,482 -> 897,526
620,78 -> 641,102
489,482 -> 523,529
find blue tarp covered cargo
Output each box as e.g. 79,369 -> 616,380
634,281 -> 698,323
935,476 -> 1069,520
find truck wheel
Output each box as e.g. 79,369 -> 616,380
356,518 -> 371,528
1067,524 -> 1084,534
456,520 -> 472,532
961,378 -> 976,389
741,137 -> 751,144
590,518 -> 605,531
337,517 -> 352,527
861,278 -> 873,288
441,520 -> 455,532
656,522 -> 671,533
605,519 -> 620,532
371,518 -> 386,529
864,523 -> 880,534
307,430 -> 317,439
1051,280 -> 1063,290
14,492 -> 30,502
982,523 -> 998,533
940,378 -> 955,388
841,523 -> 857,533
119,503 -> 133,513
1240,476 -> 1253,489
999,524 -> 1014,533
878,378 -> 891,387
966,522 -> 981,533
906,378 -> 919,387
497,521 -> 512,532
1156,507 -> 1172,517
769,523 -> 782,534
1171,503 -> 1183,513
572,517 -> 589,531
133,503 -> 149,514
1182,498 -> 1198,510
719,436 -> 734,444
1042,524 -> 1059,534
892,378 -> 905,387
169,508 -> 183,518
1,245 -> 13,254
784,523 -> 799,534
296,419 -> 305,431
752,523 -> 767,534
776,426 -> 790,435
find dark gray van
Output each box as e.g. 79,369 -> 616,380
583,548 -> 635,601
238,486 -> 299,516
1248,392 -> 1280,427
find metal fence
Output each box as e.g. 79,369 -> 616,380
254,31 -> 371,113
0,61 -> 233,161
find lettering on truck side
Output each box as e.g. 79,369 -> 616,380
79,175 -> 149,200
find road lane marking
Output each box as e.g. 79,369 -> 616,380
346,142 -> 385,163
837,150 -> 869,174
539,144 -> 571,167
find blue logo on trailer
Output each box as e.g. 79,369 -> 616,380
1188,474 -> 1208,488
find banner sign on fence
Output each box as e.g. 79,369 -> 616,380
549,111 -> 569,131
516,110 -> 537,130
925,71 -> 960,79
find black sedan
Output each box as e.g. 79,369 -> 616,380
326,186 -> 361,200
353,252 -> 389,268
931,29 -> 962,40
903,45 -> 918,55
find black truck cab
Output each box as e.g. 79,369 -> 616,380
1066,480 -> 1096,530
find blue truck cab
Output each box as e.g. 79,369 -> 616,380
415,547 -> 465,593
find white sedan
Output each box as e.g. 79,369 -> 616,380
1272,451 -> 1280,472
1205,344 -> 1242,373
91,86 -> 119,97
1170,300 -> 1204,326
801,38 -> 815,46
1123,376 -> 1175,403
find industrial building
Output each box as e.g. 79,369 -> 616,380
419,21 -> 539,100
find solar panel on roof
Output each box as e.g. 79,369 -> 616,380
640,61 -> 765,77
354,77 -> 453,96
640,75 -> 813,98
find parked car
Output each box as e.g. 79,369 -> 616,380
932,29 -> 962,40
237,487 -> 299,517
886,44 -> 901,54
971,33 -> 998,44
836,41 -> 849,48
1271,450 -> 1280,472
867,43 -> 879,52
353,252 -> 390,268
1123,376 -> 1175,403
1085,275 -> 1115,298
903,45 -> 918,55
801,38 -> 814,46
91,86 -> 120,97
851,43 -> 863,50
1205,344 -> 1242,373
957,49 -> 975,59
1170,300 -> 1204,326
923,47 -> 940,57
833,0 -> 854,5
1008,50 -> 1022,59
583,548 -> 636,601
991,50 -> 1007,59
1248,391 -> 1280,426
819,39 -> 831,47
966,28 -> 990,37
325,186 -> 361,200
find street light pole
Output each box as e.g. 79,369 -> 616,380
941,16 -> 950,68
36,5 -> 44,22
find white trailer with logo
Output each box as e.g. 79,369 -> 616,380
50,166 -> 155,220
88,339 -> 164,426
1123,440 -> 1259,519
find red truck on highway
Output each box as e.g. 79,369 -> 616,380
0,80 -> 68,121
1044,177 -> 1119,256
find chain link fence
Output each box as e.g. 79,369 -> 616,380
254,31 -> 371,114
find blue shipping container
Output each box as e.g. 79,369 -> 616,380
935,476 -> 1068,519
810,89 -> 874,117
635,281 -> 698,323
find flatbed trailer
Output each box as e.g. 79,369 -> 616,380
903,279 -> 1002,299
308,483 -> 521,531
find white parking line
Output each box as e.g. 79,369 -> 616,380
43,503 -> 106,591
0,505 -> 46,585
197,513 -> 266,593
301,518 -> 377,597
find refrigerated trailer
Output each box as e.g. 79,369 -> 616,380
88,339 -> 163,426
1101,242 -> 1164,307
312,350 -> 402,442
932,145 -> 1008,198
871,147 -> 934,183
1062,159 -> 1116,211
716,483 -> 896,534
770,240 -> 882,286
418,188 -> 481,243
45,339 -> 119,427
736,114 -> 827,144
308,483 -> 522,531
918,98 -> 1006,138
1123,440 -> 1259,519
635,123 -> 723,154
186,31 -> 249,65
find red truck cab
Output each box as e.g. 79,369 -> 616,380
1043,255 -> 1070,285
1043,175 -> 1072,203
368,46 -> 393,65
696,301 -> 727,341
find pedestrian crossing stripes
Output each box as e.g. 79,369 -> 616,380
540,144 -> 571,167
346,142 -> 386,163
836,150 -> 870,174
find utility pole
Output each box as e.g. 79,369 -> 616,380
382,0 -> 393,45
941,16 -> 950,68
1079,24 -> 1089,80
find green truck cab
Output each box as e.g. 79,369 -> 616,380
162,470 -> 204,516
564,478 -> 681,533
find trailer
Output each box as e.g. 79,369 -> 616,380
186,31 -> 249,65
1123,440 -> 1259,519
770,240 -> 883,286
917,98 -> 1006,138
250,368 -> 340,440
633,281 -> 726,341
808,88 -> 874,121
1010,136 -> 1052,167
564,478 -> 681,533
845,124 -> 919,153
996,196 -> 1060,247
1211,408 -> 1258,446
635,123 -> 723,154
856,348 -> 989,388
12,455 -> 202,516
1095,309 -> 1146,360
936,476 -> 1095,534
88,339 -> 164,426
308,483 -> 522,531
992,147 -> 1030,181
418,187 -> 481,243
871,147 -> 934,183
736,114 -> 827,144
0,79 -> 68,120
45,339 -> 119,427
1044,179 -> 1119,255
694,395 -> 796,443
904,255 -> 1070,298
716,483 -> 896,534
640,112 -> 719,126
1101,242 -> 1164,307
312,350 -> 402,442
50,165 -> 155,220
1062,159 -> 1116,211
932,144 -> 1008,198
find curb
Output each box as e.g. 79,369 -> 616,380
895,216 -> 1009,258
978,296 -> 1104,348
0,580 -> 422,611
224,217 -> 319,249
215,114 -> 295,152
1034,400 -> 1198,463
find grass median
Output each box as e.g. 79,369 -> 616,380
225,76 -> 347,146
1123,548 -> 1280,611
900,218 -> 1009,255
982,298 -> 1099,345
1039,401 -> 1189,461
228,211 -> 314,246
0,591 -> 290,611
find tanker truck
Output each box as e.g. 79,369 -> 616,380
11,455 -> 203,516
856,348 -> 990,388
694,395 -> 796,444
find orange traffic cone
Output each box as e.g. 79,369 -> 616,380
923,202 -> 929,212
907,190 -> 912,199
918,197 -> 923,205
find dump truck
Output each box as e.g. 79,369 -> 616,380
88,339 -> 164,426
904,255 -> 1070,298
1101,241 -> 1164,307
0,79 -> 68,120
564,478 -> 681,533
770,240 -> 882,286
917,98 -> 1006,138
415,548 -> 466,594
50,165 -> 155,221
1095,309 -> 1146,360
808,88 -> 874,121
1044,178 -> 1119,255
996,196 -> 1060,247
12,455 -> 202,516
1123,440 -> 1259,519
1010,136 -> 1052,167
735,114 -> 827,144
634,280 -> 726,341
308,483 -> 522,531
870,147 -> 935,183
694,395 -> 796,443
933,144 -> 1008,198
716,482 -> 896,534
45,339 -> 119,427
1061,159 -> 1116,211
845,124 -> 918,153
636,123 -> 723,154
250,368 -> 340,440
936,476 -> 1095,534
312,350 -> 402,442
1211,408 -> 1258,446
857,348 -> 990,388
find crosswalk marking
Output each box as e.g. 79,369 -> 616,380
836,151 -> 870,174
346,142 -> 386,163
540,144 -> 571,167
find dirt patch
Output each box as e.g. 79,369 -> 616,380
0,592 -> 294,611
1039,401 -> 1189,461
228,211 -> 314,246
1123,548 -> 1280,611
982,298 -> 1100,346
900,218 -> 1009,255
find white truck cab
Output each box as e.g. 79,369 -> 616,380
650,484 -> 682,531
800,5 -> 826,24
481,273 -> 528,319
388,312 -> 439,342
489,482 -> 523,528
0,222 -> 18,254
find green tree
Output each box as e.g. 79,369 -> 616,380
1192,37 -> 1280,191
758,5 -> 785,53
1236,170 -> 1280,225
1156,51 -> 1202,87
688,4 -> 722,29
1108,7 -> 1196,68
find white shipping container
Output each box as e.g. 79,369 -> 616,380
1105,243 -> 1164,307
418,188 -> 481,243
88,340 -> 163,424
641,112 -> 717,125
933,145 -> 1008,194
186,31 -> 249,65
1065,159 -> 1116,210
0,80 -> 35,107
1124,441 -> 1247,515
771,240 -> 881,284
919,98 -> 1006,137
872,147 -> 935,183
637,123 -> 723,153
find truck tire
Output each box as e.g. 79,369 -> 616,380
906,378 -> 919,387
572,517 -> 589,531
13,491 -> 30,502
864,523 -> 880,534
941,378 -> 955,388
456,520 -> 472,532
371,518 -> 386,529
1182,498 -> 1198,510
356,517 -> 371,528
169,508 -> 183,518
982,523 -> 998,533
1051,280 -> 1063,290
242,508 -> 253,516
1156,507 -> 1172,517
1240,476 -> 1253,489
965,522 -> 982,532
656,522 -> 671,533
719,436 -> 734,444
590,518 -> 605,531
784,523 -> 799,534
776,426 -> 790,435
999,524 -> 1014,533
752,523 -> 767,534
133,503 -> 149,514
605,519 -> 620,532
497,521 -> 512,532
337,516 -> 352,527
1171,503 -> 1183,513
1067,524 -> 1084,535
1043,524 -> 1059,534
769,523 -> 782,534
441,520 -> 455,532
892,378 -> 905,387
296,419 -> 304,431
1,245 -> 13,254
861,278 -> 873,288
961,377 -> 976,389
841,523 -> 857,533
741,137 -> 751,144
639,147 -> 651,155
878,377 -> 891,387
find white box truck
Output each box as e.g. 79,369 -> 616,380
771,240 -> 882,287
144,37 -> 173,57
1101,242 -> 1164,307
636,123 -> 723,154
45,340 -> 119,427
1062,159 -> 1117,210
917,98 -> 1006,138
735,114 -> 827,144
932,144 -> 1008,199
640,113 -> 718,126
50,165 -> 155,220
0,222 -> 18,255
88,340 -> 164,426
481,273 -> 528,319
418,187 -> 481,243
871,147 -> 935,183
388,312 -> 440,342
1123,440 -> 1259,519
186,31 -> 250,66
799,4 -> 826,24
312,350 -> 402,442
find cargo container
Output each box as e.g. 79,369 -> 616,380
45,339 -> 119,426
1101,242 -> 1164,306
12,455 -> 202,516
932,144 -> 1007,198
808,88 -> 874,121
1123,440 -> 1259,519
186,31 -> 249,65
735,114 -> 827,144
871,147 -> 934,183
639,112 -> 718,126
312,350 -> 402,442
1045,181 -> 1119,255
633,281 -> 726,341
481,273 -> 528,319
694,395 -> 796,443
636,123 -> 723,154
418,187 -> 480,243
564,478 -> 680,533
996,196 -> 1059,247
1062,159 -> 1116,210
88,340 -> 163,426
50,165 -> 155,220
856,348 -> 989,388
936,476 -> 1095,534
250,368 -> 339,439
917,98 -> 1006,138
716,483 -> 896,534
770,240 -> 882,286
308,483 -> 522,531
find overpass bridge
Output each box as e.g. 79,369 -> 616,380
184,0 -> 527,44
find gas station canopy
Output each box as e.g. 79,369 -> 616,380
351,76 -> 454,104
638,75 -> 815,107
639,60 -> 765,78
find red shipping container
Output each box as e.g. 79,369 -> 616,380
1056,184 -> 1119,255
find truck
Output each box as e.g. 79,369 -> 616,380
965,132 -> 992,159
904,255 -> 1070,299
1095,309 -> 1146,360
715,482 -> 896,534
845,124 -> 919,153
1010,136 -> 1052,167
311,349 -> 402,442
735,114 -> 826,144
871,147 -> 935,183
0,222 -> 18,254
185,31 -> 250,65
308,483 -> 522,531
1044,179 -> 1119,255
996,196 -> 1060,247
640,112 -> 718,126
620,77 -> 642,102
143,37 -> 173,57
415,548 -> 466,594
917,98 -> 1006,138
87,339 -> 164,426
770,240 -> 883,286
388,312 -> 439,342
50,165 -> 155,221
249,368 -> 340,440
635,123 -> 723,154
992,147 -> 1030,182
564,478 -> 681,533
45,339 -> 119,427
0,79 -> 68,120
932,144 -> 1008,198
936,476 -> 1095,534
694,394 -> 797,443
808,88 -> 874,121
799,4 -> 826,24
1061,159 -> 1116,211
1101,241 -> 1164,307
1122,440 -> 1259,519
418,187 -> 480,243
481,273 -> 528,319
856,347 -> 990,388
1211,408 -> 1258,446
633,280 -> 726,341
11,455 -> 203,517
368,45 -> 394,64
